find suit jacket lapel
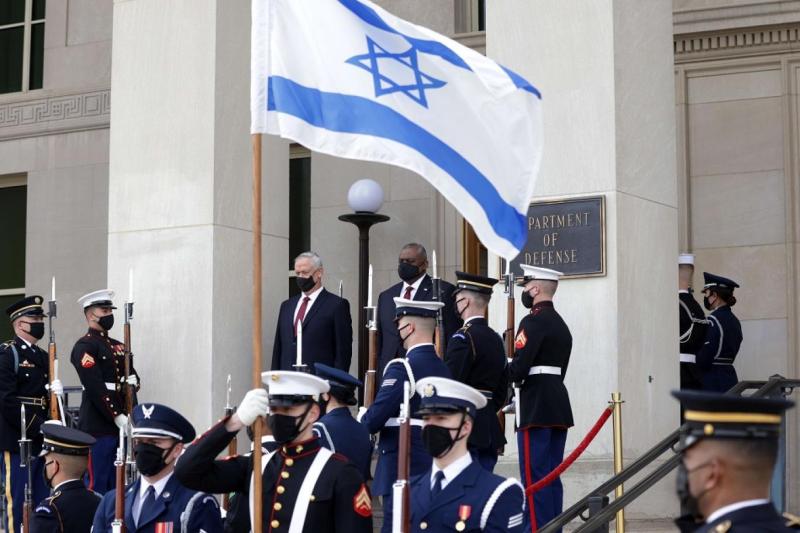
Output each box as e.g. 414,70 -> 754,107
412,472 -> 432,518
124,481 -> 138,531
415,275 -> 432,301
302,288 -> 328,327
137,476 -> 179,529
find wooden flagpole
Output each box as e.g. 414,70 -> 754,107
251,132 -> 264,533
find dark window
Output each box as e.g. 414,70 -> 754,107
288,154 -> 311,297
478,0 -> 485,31
0,0 -> 45,95
0,184 -> 27,341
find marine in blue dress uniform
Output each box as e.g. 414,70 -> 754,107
672,390 -> 798,533
0,296 -> 54,533
409,377 -> 525,533
444,271 -> 507,472
30,423 -> 101,533
93,403 -> 222,532
312,363 -> 373,481
359,298 -> 452,533
696,273 -> 742,393
508,265 -> 573,533
174,371 -> 372,533
70,289 -> 140,494
678,254 -> 708,391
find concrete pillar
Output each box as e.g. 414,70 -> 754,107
107,0 -> 289,431
487,0 -> 679,523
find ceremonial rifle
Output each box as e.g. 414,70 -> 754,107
222,374 -> 237,511
431,250 -> 444,358
392,382 -> 411,533
112,424 -> 127,533
364,264 -> 378,407
19,405 -> 33,532
47,277 -> 63,422
504,262 -> 521,429
123,293 -> 134,415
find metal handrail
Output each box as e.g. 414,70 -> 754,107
540,375 -> 799,533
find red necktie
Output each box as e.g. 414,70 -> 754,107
404,286 -> 413,300
294,296 -> 310,334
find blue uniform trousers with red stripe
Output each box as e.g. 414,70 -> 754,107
86,435 -> 117,494
517,427 -> 568,532
2,451 -> 49,533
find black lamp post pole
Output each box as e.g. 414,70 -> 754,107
338,212 -> 390,401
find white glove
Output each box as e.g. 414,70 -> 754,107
114,414 -> 127,429
47,379 -> 64,397
236,389 -> 269,426
356,406 -> 368,423
126,374 -> 139,387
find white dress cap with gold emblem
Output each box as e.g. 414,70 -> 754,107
516,265 -> 563,286
261,371 -> 330,398
415,377 -> 487,417
393,298 -> 445,319
77,289 -> 117,309
678,253 -> 695,266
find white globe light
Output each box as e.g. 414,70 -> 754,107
347,179 -> 384,213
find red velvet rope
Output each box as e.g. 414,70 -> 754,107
526,406 -> 613,497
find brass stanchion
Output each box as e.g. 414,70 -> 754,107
610,392 -> 625,533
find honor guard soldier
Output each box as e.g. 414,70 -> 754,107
174,371 -> 373,533
359,298 -> 452,533
679,254 -> 708,391
444,271 -> 508,472
70,289 -> 140,494
410,377 -> 525,532
697,273 -> 742,393
93,403 -> 223,532
313,363 -> 373,481
672,390 -> 798,532
1,296 -> 58,533
508,265 -> 573,533
30,423 -> 100,533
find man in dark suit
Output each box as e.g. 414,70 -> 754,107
271,251 -> 353,371
375,243 -> 461,375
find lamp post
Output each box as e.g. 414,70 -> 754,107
339,179 -> 390,399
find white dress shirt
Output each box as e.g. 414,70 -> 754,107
430,451 -> 473,491
705,498 -> 770,525
293,285 -> 324,323
401,274 -> 427,300
133,472 -> 173,525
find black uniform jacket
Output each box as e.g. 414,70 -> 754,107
508,301 -> 574,429
271,288 -> 353,371
0,336 -> 49,453
677,502 -> 799,533
30,478 -> 101,533
679,291 -> 708,389
375,275 -> 462,375
444,317 -> 508,451
70,329 -> 139,436
174,418 -> 373,533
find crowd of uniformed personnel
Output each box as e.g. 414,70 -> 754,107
0,244 -> 797,532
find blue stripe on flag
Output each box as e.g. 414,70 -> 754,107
267,75 -> 527,250
339,0 -> 542,99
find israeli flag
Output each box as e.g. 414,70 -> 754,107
251,0 -> 542,259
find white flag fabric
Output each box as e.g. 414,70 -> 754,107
251,0 -> 542,259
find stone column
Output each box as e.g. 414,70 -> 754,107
107,0 -> 289,431
487,0 -> 679,524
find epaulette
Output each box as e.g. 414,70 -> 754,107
784,512 -> 800,529
0,340 -> 13,350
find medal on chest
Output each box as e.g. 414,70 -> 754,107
456,504 -> 471,531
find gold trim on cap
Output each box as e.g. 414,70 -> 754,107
684,410 -> 781,425
458,280 -> 494,289
43,438 -> 90,450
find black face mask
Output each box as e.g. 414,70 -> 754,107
397,323 -> 412,347
454,297 -> 467,318
43,460 -> 58,489
421,415 -> 466,458
134,442 -> 175,477
97,314 -> 115,331
296,276 -> 316,293
398,262 -> 421,283
26,322 -> 45,340
268,403 -> 313,444
703,296 -> 712,311
521,291 -> 534,309
318,395 -> 330,415
676,461 -> 710,520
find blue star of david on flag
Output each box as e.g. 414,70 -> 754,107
346,36 -> 446,107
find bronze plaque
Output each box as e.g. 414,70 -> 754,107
510,196 -> 605,278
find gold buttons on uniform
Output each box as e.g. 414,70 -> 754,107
420,522 -> 428,530
277,486 -> 285,494
281,471 -> 290,479
285,458 -> 294,466
309,495 -> 316,502
271,519 -> 280,528
295,445 -> 303,453
274,502 -> 282,511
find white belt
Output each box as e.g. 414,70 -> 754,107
528,366 -> 561,376
104,382 -> 117,391
680,354 -> 696,363
385,417 -> 424,428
